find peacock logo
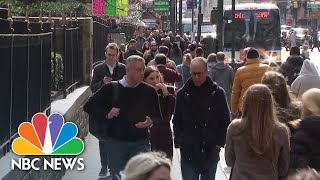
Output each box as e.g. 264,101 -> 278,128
12,113 -> 84,155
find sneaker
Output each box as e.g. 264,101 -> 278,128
98,167 -> 108,178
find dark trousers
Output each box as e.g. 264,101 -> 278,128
181,152 -> 220,180
99,140 -> 109,168
106,137 -> 151,180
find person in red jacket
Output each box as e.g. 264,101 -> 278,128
155,53 -> 182,85
143,66 -> 175,159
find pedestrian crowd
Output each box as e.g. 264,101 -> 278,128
83,28 -> 320,180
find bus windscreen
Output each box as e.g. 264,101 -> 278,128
223,9 -> 281,51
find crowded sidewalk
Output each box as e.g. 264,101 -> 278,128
62,133 -> 230,180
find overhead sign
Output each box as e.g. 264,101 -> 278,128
154,0 -> 169,12
307,2 -> 320,8
187,0 -> 197,9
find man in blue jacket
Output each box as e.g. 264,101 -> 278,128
173,57 -> 230,180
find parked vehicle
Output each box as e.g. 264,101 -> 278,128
292,28 -> 310,47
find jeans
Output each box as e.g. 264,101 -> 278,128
99,140 -> 108,169
181,152 -> 220,180
106,137 -> 151,180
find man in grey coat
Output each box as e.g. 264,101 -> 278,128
208,52 -> 234,107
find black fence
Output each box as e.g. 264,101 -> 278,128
0,17 -> 83,157
52,25 -> 82,97
0,33 -> 52,157
93,17 -> 110,63
50,20 -> 82,97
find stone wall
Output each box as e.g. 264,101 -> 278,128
1,86 -> 91,180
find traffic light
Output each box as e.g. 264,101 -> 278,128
293,0 -> 298,8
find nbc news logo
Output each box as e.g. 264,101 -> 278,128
11,113 -> 85,170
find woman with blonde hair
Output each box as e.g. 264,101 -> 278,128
225,84 -> 290,180
121,152 -> 171,180
289,88 -> 320,173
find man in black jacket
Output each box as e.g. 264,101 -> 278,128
279,46 -> 304,86
173,57 -> 230,180
123,39 -> 143,59
84,55 -> 162,180
90,42 -> 126,178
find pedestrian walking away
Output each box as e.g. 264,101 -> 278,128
225,84 -> 290,180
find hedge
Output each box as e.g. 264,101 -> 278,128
0,0 -> 89,17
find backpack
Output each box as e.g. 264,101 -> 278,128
88,81 -> 119,141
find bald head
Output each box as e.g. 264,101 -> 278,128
191,57 -> 207,71
190,57 -> 208,86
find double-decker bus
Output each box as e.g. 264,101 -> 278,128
223,3 -> 281,63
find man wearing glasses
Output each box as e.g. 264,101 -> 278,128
173,57 -> 230,180
90,42 -> 126,178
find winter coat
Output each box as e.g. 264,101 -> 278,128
289,115 -> 320,171
170,52 -> 183,66
231,59 -> 269,113
173,77 -> 230,165
225,119 -> 290,180
143,50 -> 158,65
84,82 -> 162,141
208,62 -> 234,106
150,90 -> 175,159
90,61 -> 126,93
291,60 -> 320,100
279,55 -> 304,86
157,65 -> 182,85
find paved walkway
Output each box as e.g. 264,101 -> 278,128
62,133 -> 230,180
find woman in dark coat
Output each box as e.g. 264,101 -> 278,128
287,88 -> 320,174
144,66 -> 175,160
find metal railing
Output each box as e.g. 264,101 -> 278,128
0,33 -> 52,158
93,17 -> 110,63
52,24 -> 82,98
